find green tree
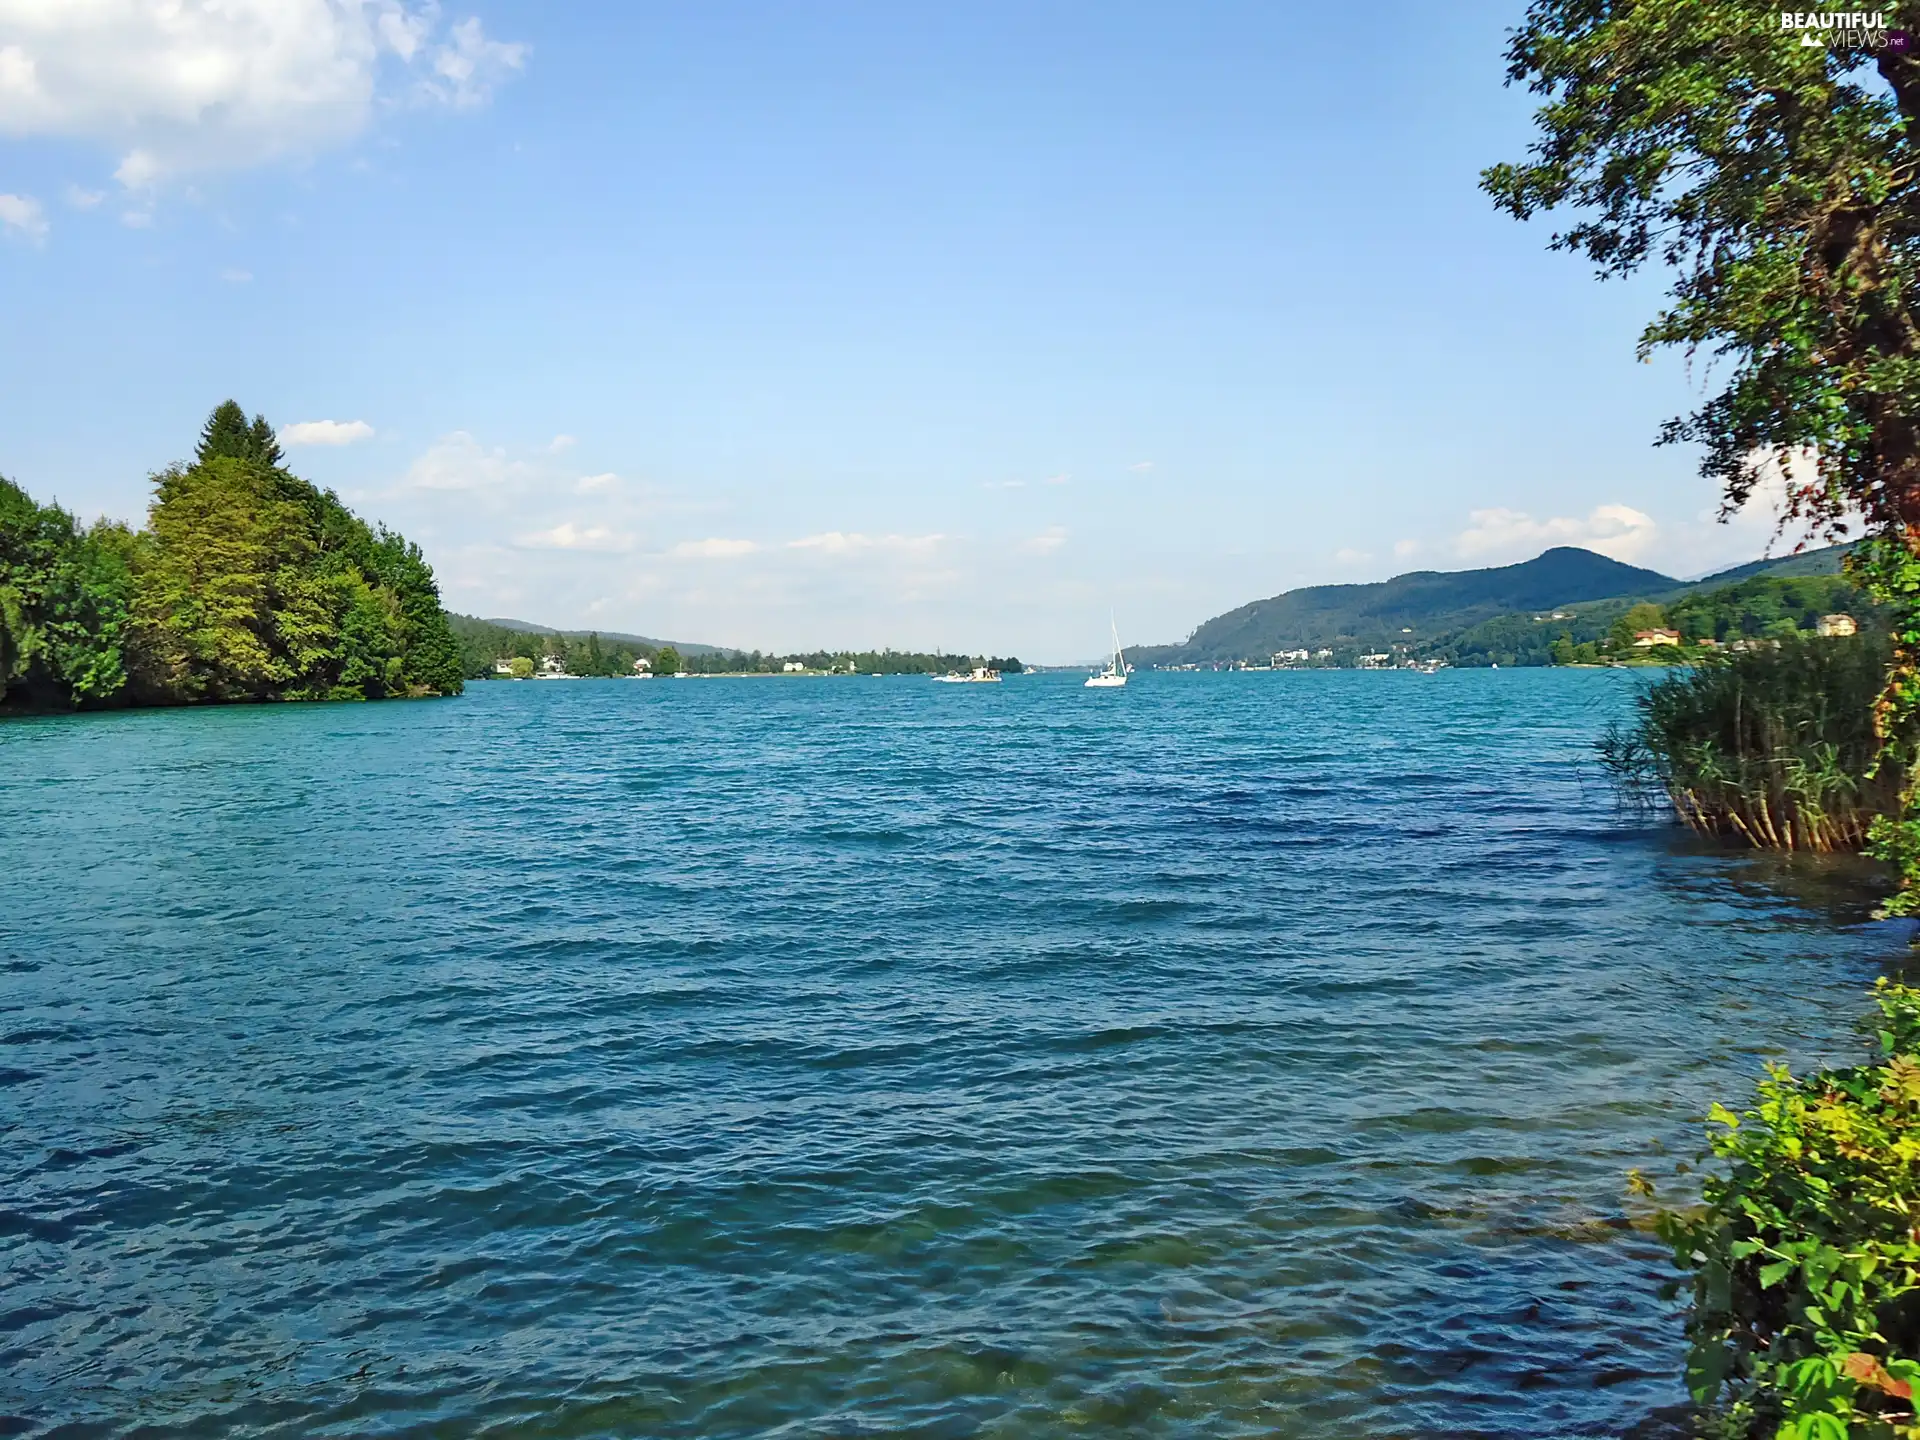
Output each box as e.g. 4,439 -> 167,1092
1606,601 -> 1669,654
1486,3 -> 1920,903
196,399 -> 284,469
654,645 -> 682,675
0,477 -> 136,708
509,655 -> 534,679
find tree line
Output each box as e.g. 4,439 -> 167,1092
1545,576 -> 1878,666
0,402 -> 463,711
448,613 -> 1022,680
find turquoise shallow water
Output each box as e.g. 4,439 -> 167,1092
0,670 -> 1906,1438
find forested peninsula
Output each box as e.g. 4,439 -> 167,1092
0,403 -> 462,712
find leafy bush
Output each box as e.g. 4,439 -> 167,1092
1598,635 -> 1896,851
1659,981 -> 1920,1439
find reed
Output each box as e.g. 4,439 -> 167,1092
1597,634 -> 1898,853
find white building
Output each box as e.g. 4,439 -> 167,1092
783,661 -> 806,672
492,659 -> 516,676
1816,613 -> 1858,637
540,655 -> 567,676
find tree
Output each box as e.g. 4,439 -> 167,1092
509,655 -> 534,679
1607,601 -> 1669,653
0,477 -> 136,708
1486,4 -> 1920,906
196,399 -> 284,469
654,645 -> 682,675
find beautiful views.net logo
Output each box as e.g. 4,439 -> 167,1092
1779,11 -> 1912,48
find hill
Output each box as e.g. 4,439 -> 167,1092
1133,547 -> 1683,666
474,617 -> 728,656
1691,541 -> 1854,586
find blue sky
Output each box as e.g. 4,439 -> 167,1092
0,1 -> 1795,660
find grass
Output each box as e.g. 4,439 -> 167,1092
1597,634 -> 1898,853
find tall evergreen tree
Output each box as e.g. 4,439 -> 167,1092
195,399 -> 284,469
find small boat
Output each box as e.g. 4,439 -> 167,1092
933,666 -> 1001,684
1085,619 -> 1128,688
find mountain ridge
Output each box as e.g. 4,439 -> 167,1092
470,617 -> 730,657
1132,542 -> 1855,667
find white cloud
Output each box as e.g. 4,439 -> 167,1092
517,522 -> 633,553
119,208 -> 151,227
548,433 -> 577,452
62,182 -> 101,208
671,537 -> 758,559
283,418 -> 373,446
1392,538 -> 1419,559
0,1 -> 528,186
1455,502 -> 1658,564
1021,526 -> 1068,555
787,531 -> 944,556
573,472 -> 618,493
220,266 -> 253,283
420,16 -> 526,108
0,191 -> 46,241
404,430 -> 527,490
982,479 -> 1026,490
1334,547 -> 1373,565
1043,472 -> 1070,485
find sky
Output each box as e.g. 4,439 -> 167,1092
0,0 -> 1812,661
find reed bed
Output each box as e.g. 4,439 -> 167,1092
1597,634 -> 1898,852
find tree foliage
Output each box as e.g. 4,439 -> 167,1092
1652,980 -> 1920,1440
0,402 -> 462,710
1487,1 -> 1920,907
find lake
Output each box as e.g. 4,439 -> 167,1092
0,670 -> 1904,1438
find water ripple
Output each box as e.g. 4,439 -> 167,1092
0,671 -> 1903,1437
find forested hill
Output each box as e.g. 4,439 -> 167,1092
1134,547 -> 1684,665
477,617 -> 726,657
0,402 -> 464,711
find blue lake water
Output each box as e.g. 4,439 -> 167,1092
0,670 -> 1906,1438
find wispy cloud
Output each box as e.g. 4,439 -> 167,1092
1334,547 -> 1373,565
283,419 -> 374,447
671,537 -> 758,559
1127,461 -> 1154,473
220,267 -> 253,284
517,522 -> 634,553
1455,502 -> 1657,564
0,193 -> 48,243
982,479 -> 1026,490
63,184 -> 103,210
404,431 -> 530,491
548,434 -> 577,452
574,472 -> 618,493
1393,538 -> 1419,559
1043,473 -> 1071,485
787,532 -> 944,556
1021,526 -> 1068,555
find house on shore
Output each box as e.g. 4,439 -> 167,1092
1817,613 -> 1858,637
1631,628 -> 1684,648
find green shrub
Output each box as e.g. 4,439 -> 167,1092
1598,635 -> 1897,852
1658,981 -> 1920,1439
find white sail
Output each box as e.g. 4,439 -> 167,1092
1085,617 -> 1128,687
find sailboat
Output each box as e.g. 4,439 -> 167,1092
1085,619 -> 1128,688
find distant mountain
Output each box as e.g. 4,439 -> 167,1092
472,617 -> 730,657
1691,540 -> 1854,586
1134,547 -> 1683,666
